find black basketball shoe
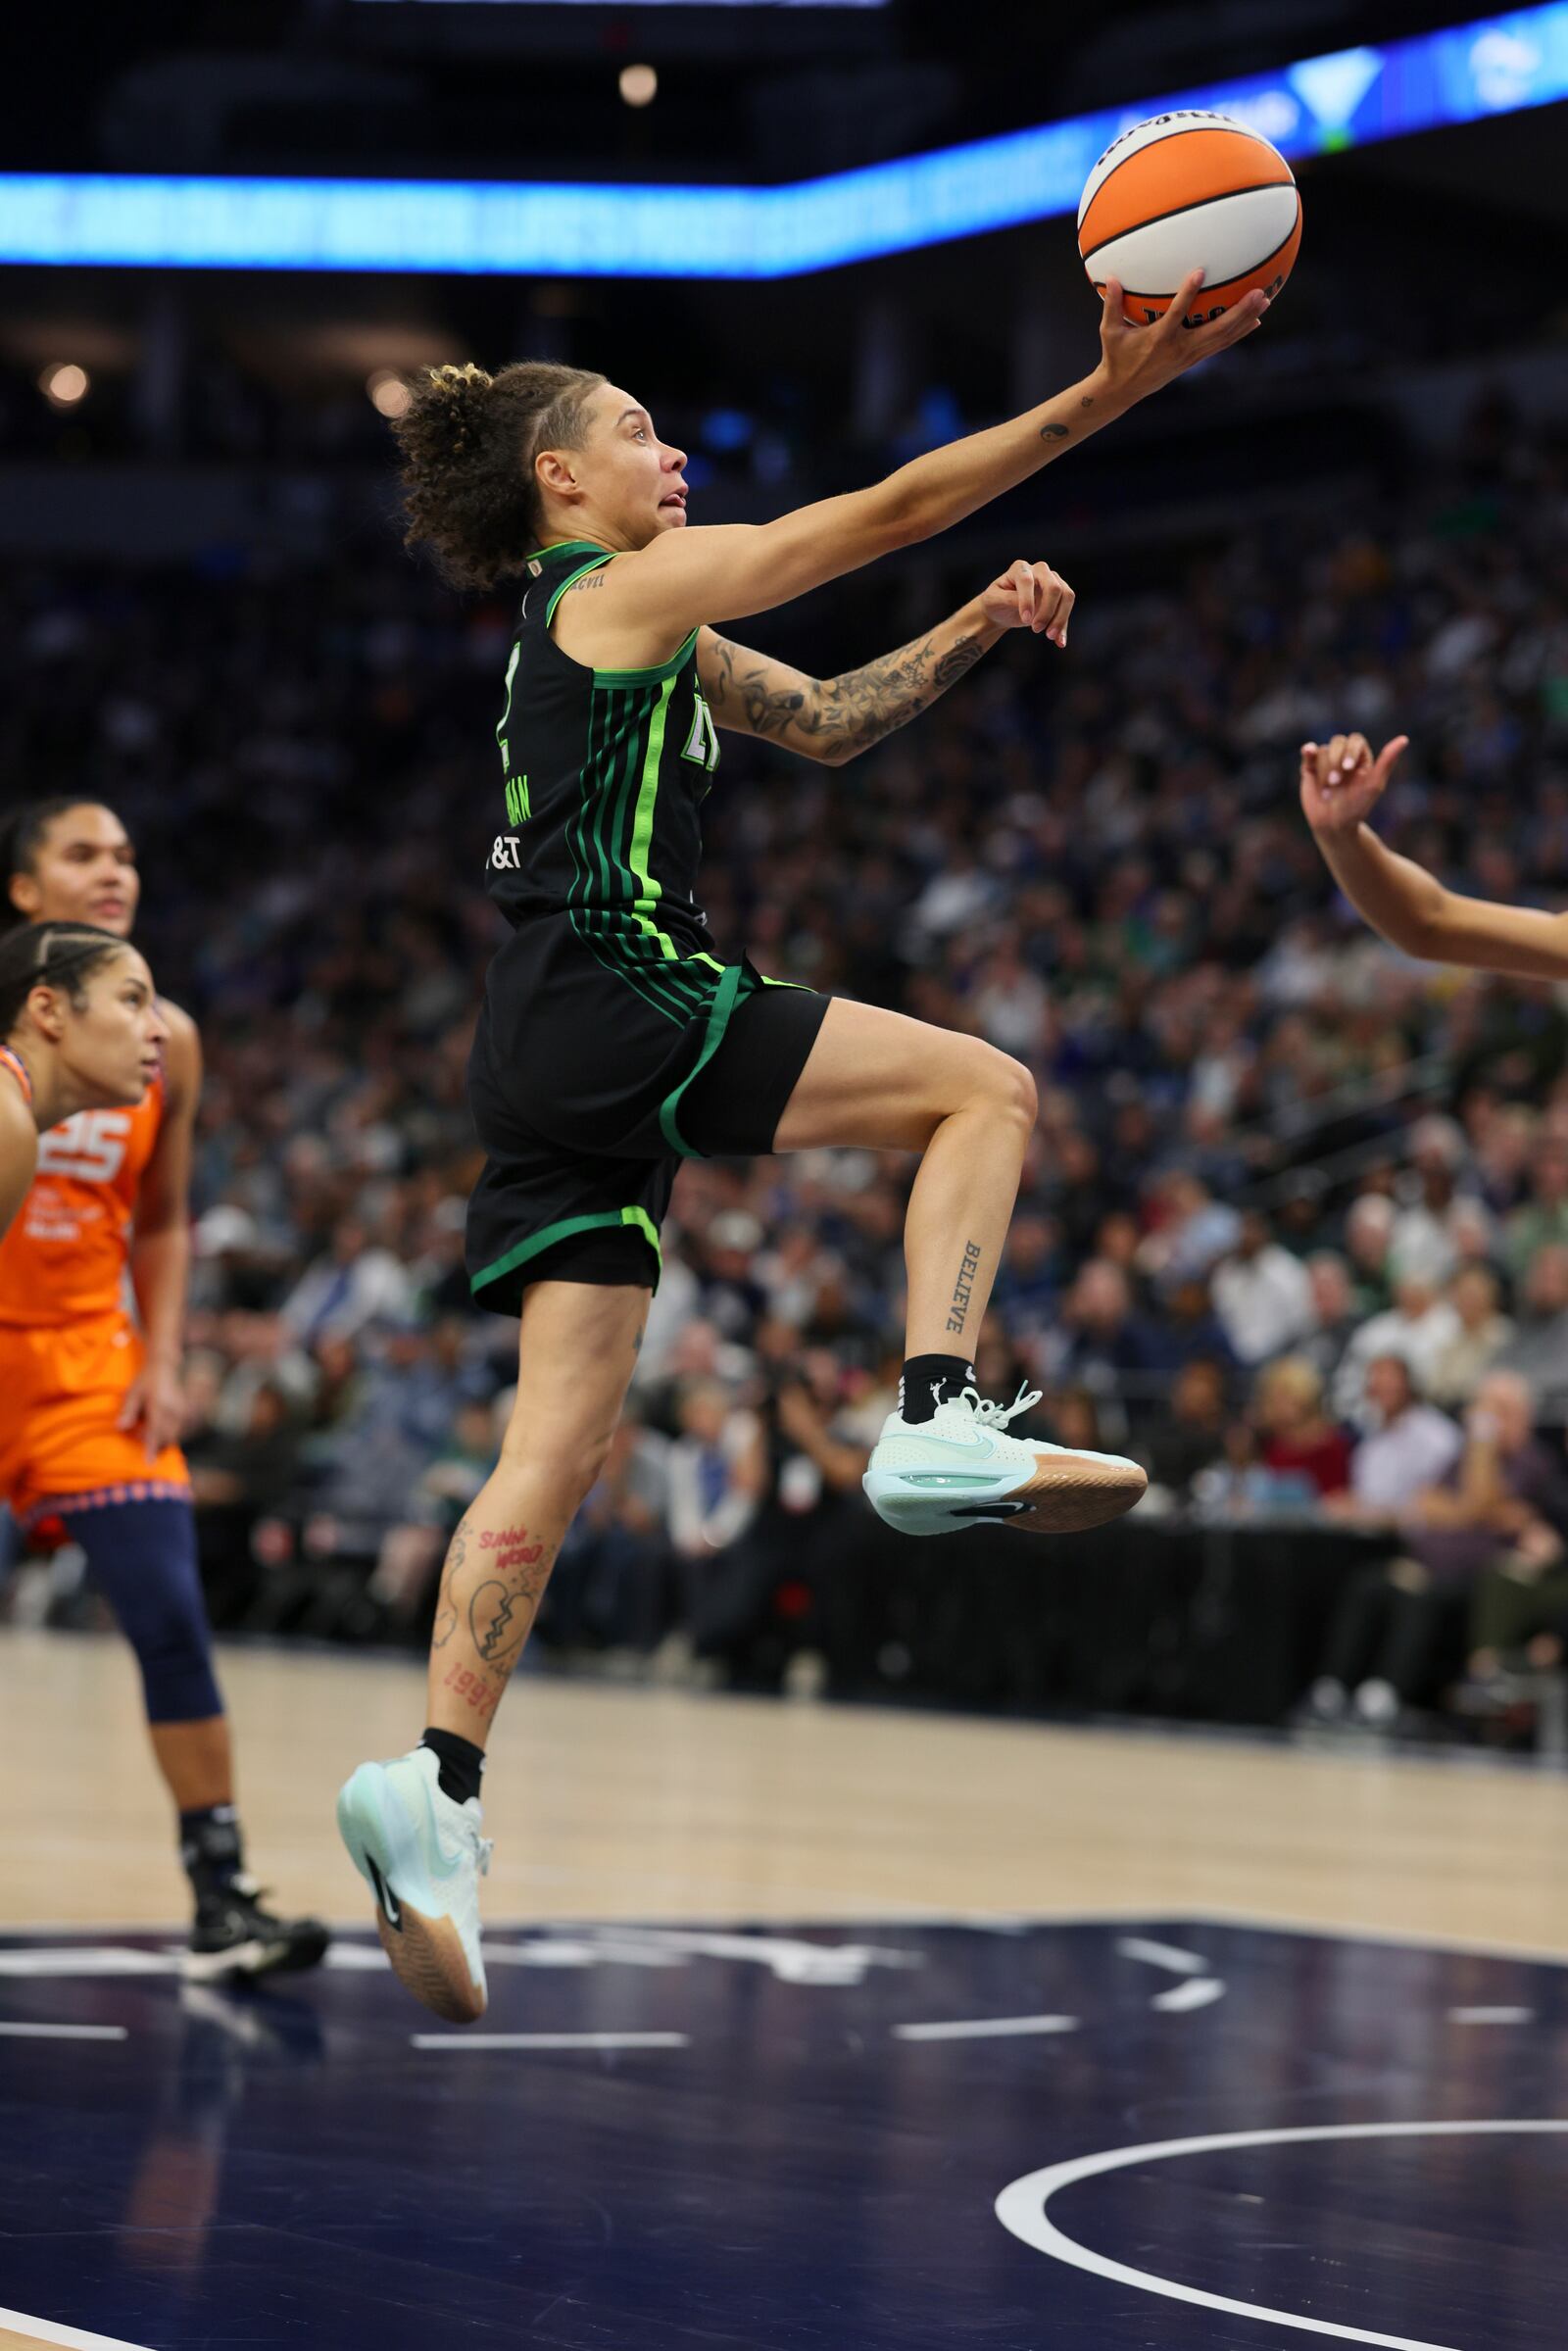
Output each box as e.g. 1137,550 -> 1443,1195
183,1877 -> 330,1983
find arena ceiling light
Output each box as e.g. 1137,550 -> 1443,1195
0,2 -> 1563,278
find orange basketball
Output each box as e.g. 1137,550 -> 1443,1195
1077,110 -> 1301,326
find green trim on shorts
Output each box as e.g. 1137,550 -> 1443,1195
470,1205 -> 662,1298
659,958 -> 747,1158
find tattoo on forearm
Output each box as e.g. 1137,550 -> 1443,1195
708,627 -> 989,765
947,1238 -> 983,1337
1039,421 -> 1069,440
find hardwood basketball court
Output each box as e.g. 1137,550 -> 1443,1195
7,1631 -> 1567,1949
3,1630 -> 1567,2350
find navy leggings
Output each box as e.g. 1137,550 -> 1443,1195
52,1495 -> 223,1724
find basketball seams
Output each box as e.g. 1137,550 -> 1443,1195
1078,128 -> 1293,253
1076,118 -> 1232,223
1089,207 -> 1301,309
1080,181 -> 1298,266
1076,113 -> 1282,225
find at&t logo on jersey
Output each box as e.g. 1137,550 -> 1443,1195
36,1110 -> 132,1184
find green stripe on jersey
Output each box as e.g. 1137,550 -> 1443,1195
564,683 -> 691,1025
593,628 -> 699,687
628,675 -> 678,959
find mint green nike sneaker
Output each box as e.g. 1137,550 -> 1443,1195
336,1746 -> 491,2023
861,1385 -> 1147,1537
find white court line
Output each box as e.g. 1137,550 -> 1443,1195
0,2023 -> 126,2041
1117,1935 -> 1210,1976
996,2118 -> 1568,2349
411,2032 -> 690,2052
1152,1977 -> 1226,2014
0,1951 -> 174,1979
1448,2006 -> 1535,2026
895,2014 -> 1079,2041
0,2308 -> 154,2350
7,1903 -> 1568,1960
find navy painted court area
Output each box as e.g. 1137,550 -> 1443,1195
2,1918 -> 1566,2349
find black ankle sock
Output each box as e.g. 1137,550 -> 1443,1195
179,1803 -> 244,1899
899,1353 -> 976,1425
421,1728 -> 486,1807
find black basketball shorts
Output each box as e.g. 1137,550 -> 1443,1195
465,921 -> 830,1315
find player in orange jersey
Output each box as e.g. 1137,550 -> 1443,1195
0,922 -> 168,1237
0,800 -> 327,1981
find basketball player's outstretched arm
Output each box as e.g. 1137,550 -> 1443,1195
599,273 -> 1266,648
699,557 -> 1071,766
1302,732 -> 1568,979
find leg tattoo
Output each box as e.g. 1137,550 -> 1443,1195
947,1239 -> 983,1339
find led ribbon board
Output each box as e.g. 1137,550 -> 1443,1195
2,2 -> 1564,275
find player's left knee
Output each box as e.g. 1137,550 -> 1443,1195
497,1411 -> 617,1512
128,1586 -> 223,1722
141,1641 -> 224,1725
987,1052 -> 1038,1135
65,1497 -> 224,1724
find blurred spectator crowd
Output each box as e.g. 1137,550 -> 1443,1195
4,398 -> 1568,1740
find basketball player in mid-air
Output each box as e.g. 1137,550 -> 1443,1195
338,269 -> 1269,2021
0,804 -> 327,1980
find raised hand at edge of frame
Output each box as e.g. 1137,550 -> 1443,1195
1298,732 -> 1411,835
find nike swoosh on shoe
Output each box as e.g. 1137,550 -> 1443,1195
367,1854 -> 403,1933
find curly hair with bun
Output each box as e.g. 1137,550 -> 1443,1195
392,361 -> 608,592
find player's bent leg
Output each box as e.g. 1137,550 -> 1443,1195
338,1277 -> 649,2023
773,998 -> 1146,1538
60,1494 -> 330,1981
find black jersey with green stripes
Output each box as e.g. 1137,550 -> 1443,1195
487,539 -> 721,973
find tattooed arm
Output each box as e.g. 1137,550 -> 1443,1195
699,557 -> 1074,767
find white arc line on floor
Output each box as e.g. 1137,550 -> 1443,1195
1448,2006 -> 1535,2026
1152,1978 -> 1226,2014
0,1949 -> 174,1978
996,2118 -> 1568,2349
0,2023 -> 127,2040
895,2014 -> 1080,2041
411,2032 -> 690,2052
0,2307 -> 155,2350
1116,1935 -> 1210,1976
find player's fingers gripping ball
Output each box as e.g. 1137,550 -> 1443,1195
1079,110 -> 1301,326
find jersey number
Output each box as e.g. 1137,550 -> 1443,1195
36,1110 -> 131,1184
682,691 -> 720,774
